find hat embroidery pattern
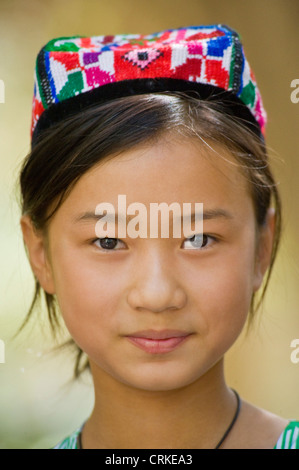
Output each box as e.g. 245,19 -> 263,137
31,25 -> 266,141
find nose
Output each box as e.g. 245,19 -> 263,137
126,246 -> 187,313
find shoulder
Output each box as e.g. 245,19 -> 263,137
224,399 -> 298,449
52,425 -> 82,449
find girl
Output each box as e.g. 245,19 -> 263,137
19,25 -> 299,449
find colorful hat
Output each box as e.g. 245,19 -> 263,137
31,24 -> 267,146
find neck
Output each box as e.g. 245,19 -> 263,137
82,359 -> 236,449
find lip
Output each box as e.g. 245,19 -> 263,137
125,329 -> 193,354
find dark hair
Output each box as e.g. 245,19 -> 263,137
18,92 -> 282,377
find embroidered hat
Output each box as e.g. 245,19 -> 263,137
31,24 -> 266,146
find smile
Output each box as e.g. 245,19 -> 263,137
125,330 -> 192,354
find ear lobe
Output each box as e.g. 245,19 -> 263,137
252,208 -> 276,292
20,215 -> 56,295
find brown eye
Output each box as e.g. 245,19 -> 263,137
94,237 -> 125,251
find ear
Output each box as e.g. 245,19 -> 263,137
20,214 -> 56,295
252,208 -> 276,292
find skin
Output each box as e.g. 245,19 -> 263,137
20,133 -> 287,448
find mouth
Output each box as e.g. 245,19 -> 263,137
125,329 -> 193,354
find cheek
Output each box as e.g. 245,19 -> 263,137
187,245 -> 256,343
50,249 -> 123,349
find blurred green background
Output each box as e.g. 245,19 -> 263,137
0,0 -> 299,449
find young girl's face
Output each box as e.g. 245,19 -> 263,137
27,133 -> 273,392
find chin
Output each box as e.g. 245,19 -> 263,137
117,363 -> 201,392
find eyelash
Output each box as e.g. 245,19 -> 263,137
91,234 -> 218,252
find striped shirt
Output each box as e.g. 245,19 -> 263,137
274,421 -> 299,449
53,420 -> 299,449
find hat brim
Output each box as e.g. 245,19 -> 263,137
31,78 -> 263,148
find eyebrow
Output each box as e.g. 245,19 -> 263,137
73,208 -> 234,224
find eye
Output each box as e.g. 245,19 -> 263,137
182,234 -> 217,250
93,237 -> 126,251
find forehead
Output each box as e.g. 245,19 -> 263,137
50,134 -> 254,224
